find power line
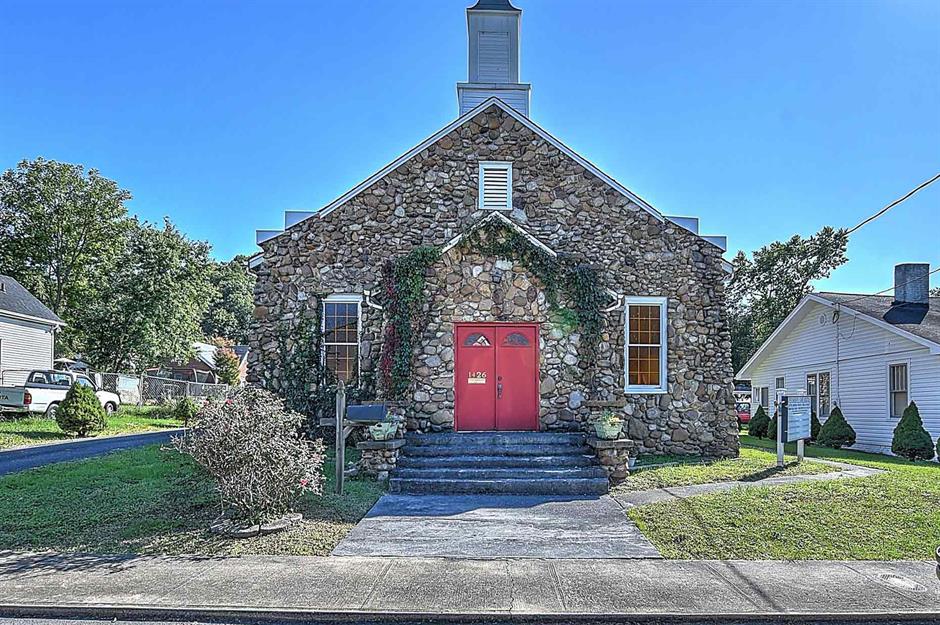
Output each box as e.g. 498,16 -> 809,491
845,172 -> 940,234
836,265 -> 939,305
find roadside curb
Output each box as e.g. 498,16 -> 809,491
1,603 -> 939,624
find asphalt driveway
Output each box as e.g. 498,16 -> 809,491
332,493 -> 661,558
0,429 -> 183,476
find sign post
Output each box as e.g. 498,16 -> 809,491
334,380 -> 346,496
778,394 -> 811,467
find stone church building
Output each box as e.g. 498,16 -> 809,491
248,0 -> 739,459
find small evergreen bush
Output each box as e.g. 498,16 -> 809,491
816,406 -> 856,449
767,414 -> 779,442
891,402 -> 935,461
173,386 -> 326,524
748,405 -> 770,438
935,435 -> 940,463
173,397 -> 200,424
55,383 -> 106,437
810,411 -> 822,441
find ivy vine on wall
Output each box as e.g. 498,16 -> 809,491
379,245 -> 442,399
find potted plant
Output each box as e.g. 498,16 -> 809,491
593,409 -> 623,440
369,414 -> 403,441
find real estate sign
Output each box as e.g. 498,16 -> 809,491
781,395 -> 811,442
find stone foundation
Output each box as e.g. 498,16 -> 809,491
356,439 -> 406,481
586,436 -> 635,485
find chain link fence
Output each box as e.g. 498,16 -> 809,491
93,373 -> 228,405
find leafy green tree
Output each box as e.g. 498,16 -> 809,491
0,158 -> 131,354
56,383 -> 106,437
816,406 -> 856,449
83,218 -> 214,372
213,341 -> 242,386
930,287 -> 939,297
748,405 -> 770,438
728,227 -> 849,371
891,402 -> 935,461
202,255 -> 255,344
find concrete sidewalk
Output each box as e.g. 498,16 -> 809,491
0,551 -> 937,621
0,429 -> 183,476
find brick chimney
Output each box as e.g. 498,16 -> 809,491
893,263 -> 930,306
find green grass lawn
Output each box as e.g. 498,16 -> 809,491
0,406 -> 183,450
613,446 -> 834,493
629,435 -> 940,560
0,443 -> 384,556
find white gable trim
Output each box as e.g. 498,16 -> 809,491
737,294 -> 940,379
281,97 -> 676,230
0,309 -> 65,328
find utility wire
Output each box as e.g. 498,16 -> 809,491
835,265 -> 939,305
845,172 -> 940,234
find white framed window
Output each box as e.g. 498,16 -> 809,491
624,296 -> 668,394
773,376 -> 786,415
322,294 -> 362,383
888,362 -> 909,418
478,161 -> 512,210
817,371 -> 831,419
753,386 -> 769,413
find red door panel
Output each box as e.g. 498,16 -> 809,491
495,325 -> 539,431
455,323 -> 539,431
454,325 -> 496,431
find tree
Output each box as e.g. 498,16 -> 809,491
56,383 -> 106,437
83,218 -> 214,372
211,338 -> 242,386
202,255 -> 255,344
728,227 -> 849,371
891,402 -> 934,461
0,158 -> 131,354
748,405 -> 770,438
931,287 -> 939,297
816,406 -> 856,449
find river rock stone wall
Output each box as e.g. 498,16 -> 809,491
248,103 -> 739,457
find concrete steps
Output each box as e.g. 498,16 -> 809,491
390,431 -> 608,496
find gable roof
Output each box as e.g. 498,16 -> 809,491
258,97 -> 727,254
737,293 -> 940,379
0,275 -> 65,327
816,292 -> 940,346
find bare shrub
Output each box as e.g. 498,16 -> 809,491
173,386 -> 325,524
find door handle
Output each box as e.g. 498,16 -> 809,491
497,382 -> 503,398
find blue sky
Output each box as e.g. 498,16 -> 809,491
1,0 -> 937,293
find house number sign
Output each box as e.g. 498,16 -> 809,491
467,371 -> 487,384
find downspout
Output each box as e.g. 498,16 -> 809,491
833,304 -> 841,407
363,290 -> 384,311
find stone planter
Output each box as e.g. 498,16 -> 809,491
369,422 -> 398,441
594,421 -> 623,440
586,436 -> 635,484
356,438 -> 406,480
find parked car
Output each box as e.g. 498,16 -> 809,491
736,401 -> 751,426
0,370 -> 121,419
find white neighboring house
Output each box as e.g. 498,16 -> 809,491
737,263 -> 939,455
0,275 -> 66,379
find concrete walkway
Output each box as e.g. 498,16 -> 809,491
614,459 -> 883,508
333,494 -> 660,558
0,551 -> 936,621
0,430 -> 183,476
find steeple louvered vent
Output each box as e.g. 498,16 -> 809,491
479,161 -> 512,210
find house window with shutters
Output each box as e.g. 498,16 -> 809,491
478,161 -> 512,210
624,296 -> 668,393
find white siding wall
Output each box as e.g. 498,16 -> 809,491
747,300 -> 940,455
0,315 -> 55,381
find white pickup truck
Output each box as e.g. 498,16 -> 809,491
0,370 -> 121,419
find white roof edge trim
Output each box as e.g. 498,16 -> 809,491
440,212 -> 558,258
283,96 -> 677,231
736,294 -> 940,379
0,309 -> 66,328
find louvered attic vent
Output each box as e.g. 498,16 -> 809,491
478,161 -> 512,210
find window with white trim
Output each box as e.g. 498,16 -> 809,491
478,161 -> 512,210
624,297 -> 667,393
818,371 -> 831,418
888,363 -> 908,418
322,295 -> 361,383
753,386 -> 769,412
773,376 -> 785,415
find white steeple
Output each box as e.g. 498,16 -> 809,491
457,0 -> 531,117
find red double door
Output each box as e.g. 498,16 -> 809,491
454,323 -> 540,431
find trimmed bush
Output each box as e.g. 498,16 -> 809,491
810,411 -> 822,441
891,402 -> 935,461
748,405 -> 770,438
816,406 -> 856,449
173,386 -> 326,524
936,435 -> 940,463
767,414 -> 779,442
173,397 -> 200,423
56,383 -> 106,437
